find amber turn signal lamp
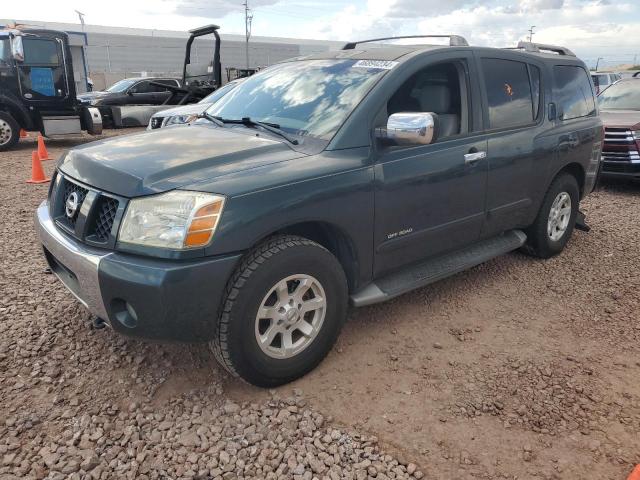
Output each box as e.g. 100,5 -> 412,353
184,200 -> 224,248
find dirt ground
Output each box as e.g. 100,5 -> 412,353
1,130 -> 639,480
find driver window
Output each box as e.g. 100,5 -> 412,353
385,61 -> 469,141
131,81 -> 152,94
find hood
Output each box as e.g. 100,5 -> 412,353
59,124 -> 306,197
600,110 -> 640,130
152,102 -> 212,119
77,91 -> 112,104
77,91 -> 110,99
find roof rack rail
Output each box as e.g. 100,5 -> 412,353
342,35 -> 469,50
516,41 -> 575,57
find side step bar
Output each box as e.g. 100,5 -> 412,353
351,230 -> 527,307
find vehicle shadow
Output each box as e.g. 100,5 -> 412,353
598,177 -> 640,195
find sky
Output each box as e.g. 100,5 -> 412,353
3,0 -> 639,68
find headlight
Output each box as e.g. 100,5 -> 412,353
632,130 -> 640,141
164,114 -> 197,127
118,191 -> 225,249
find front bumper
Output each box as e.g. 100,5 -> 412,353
36,201 -> 241,342
601,161 -> 640,178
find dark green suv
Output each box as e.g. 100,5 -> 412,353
36,36 -> 603,387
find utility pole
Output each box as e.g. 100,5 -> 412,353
528,25 -> 536,43
595,57 -> 604,71
244,0 -> 253,72
75,10 -> 85,31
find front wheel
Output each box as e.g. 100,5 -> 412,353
211,235 -> 348,387
522,173 -> 580,258
0,111 -> 20,152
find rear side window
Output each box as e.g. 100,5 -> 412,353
156,79 -> 179,89
554,66 -> 596,121
131,81 -> 154,93
481,58 -> 538,129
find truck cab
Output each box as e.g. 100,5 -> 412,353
0,28 -> 101,151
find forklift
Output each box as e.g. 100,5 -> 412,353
168,24 -> 223,105
0,28 -> 102,151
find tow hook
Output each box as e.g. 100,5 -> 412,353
92,317 -> 107,330
575,211 -> 590,232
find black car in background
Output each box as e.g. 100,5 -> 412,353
77,77 -> 182,107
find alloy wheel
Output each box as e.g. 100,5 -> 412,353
547,192 -> 572,242
254,274 -> 327,359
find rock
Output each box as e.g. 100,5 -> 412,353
81,455 -> 100,471
223,402 -> 240,414
178,431 -> 200,447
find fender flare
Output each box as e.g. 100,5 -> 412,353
0,93 -> 34,129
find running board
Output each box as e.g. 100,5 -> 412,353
351,230 -> 527,307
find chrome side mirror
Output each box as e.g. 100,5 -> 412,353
376,112 -> 439,146
11,35 -> 24,62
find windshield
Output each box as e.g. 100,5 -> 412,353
592,75 -> 608,87
598,81 -> 640,110
0,38 -> 10,65
206,59 -> 390,140
198,81 -> 239,104
106,78 -> 137,93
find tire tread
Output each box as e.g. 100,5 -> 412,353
210,235 -> 329,378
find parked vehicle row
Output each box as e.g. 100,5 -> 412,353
148,78 -> 244,129
0,24 -> 223,148
35,36 -> 604,387
591,72 -> 622,95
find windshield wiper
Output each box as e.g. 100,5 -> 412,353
197,111 -> 225,127
215,116 -> 299,145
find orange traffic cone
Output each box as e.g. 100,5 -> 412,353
26,151 -> 50,184
19,128 -> 28,138
628,465 -> 640,480
37,134 -> 52,161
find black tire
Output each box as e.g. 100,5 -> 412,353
211,235 -> 348,387
0,111 -> 20,152
522,173 -> 580,259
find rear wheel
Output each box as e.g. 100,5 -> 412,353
0,112 -> 19,152
211,235 -> 348,387
523,173 -> 579,258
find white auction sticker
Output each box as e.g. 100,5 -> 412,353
352,60 -> 399,70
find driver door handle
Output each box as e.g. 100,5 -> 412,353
464,150 -> 487,164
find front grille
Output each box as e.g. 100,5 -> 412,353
50,172 -> 125,249
92,197 -> 119,242
150,117 -> 164,129
602,128 -> 639,163
601,151 -> 640,162
60,180 -> 89,229
604,128 -> 635,143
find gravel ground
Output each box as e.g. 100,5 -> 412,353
1,130 -> 639,480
